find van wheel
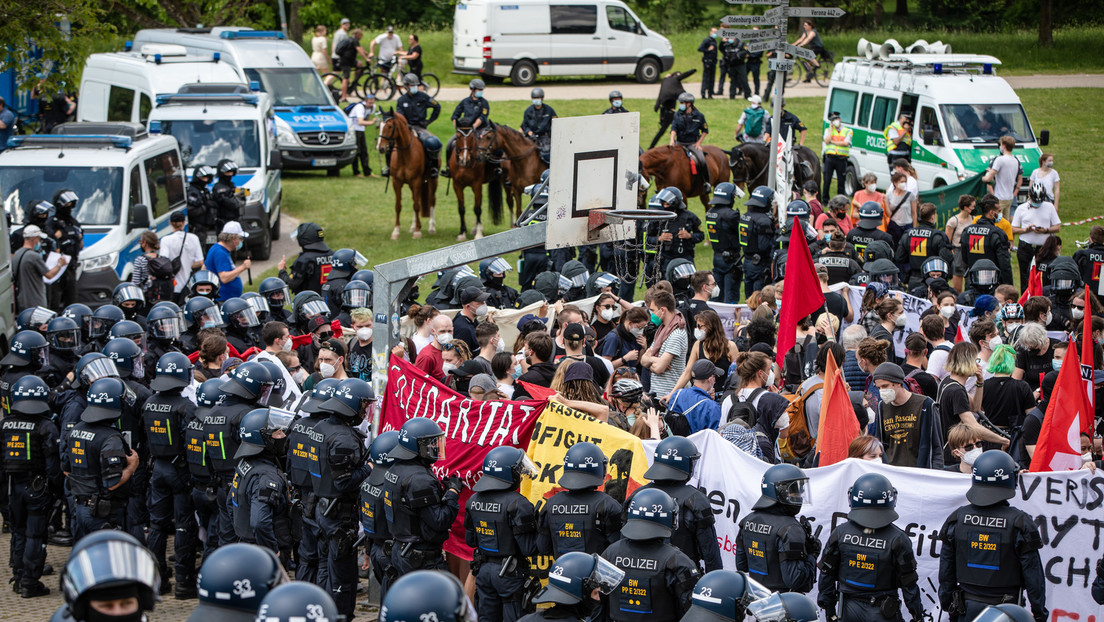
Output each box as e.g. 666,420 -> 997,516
510,61 -> 537,87
844,164 -> 859,196
635,58 -> 660,84
252,222 -> 272,261
933,178 -> 948,188
271,206 -> 282,240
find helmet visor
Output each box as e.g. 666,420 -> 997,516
775,478 -> 810,506
451,266 -> 477,289
591,554 -> 626,595
344,288 -> 371,309
31,345 -> 50,369
62,538 -> 159,605
78,358 -> 120,388
351,250 -> 369,269
486,258 -> 512,276
30,306 -> 57,327
89,316 -> 119,339
265,407 -> 296,434
1053,278 -> 1076,291
595,274 -> 619,290
746,593 -> 787,622
150,317 -> 182,340
300,299 -> 330,320
744,576 -> 773,604
50,328 -> 80,351
924,258 -> 949,275
568,272 -> 589,289
420,434 -> 446,461
517,453 -> 539,480
114,283 -> 146,305
557,275 -> 573,291
265,284 -> 291,308
246,296 -> 270,318
976,269 -> 998,286
672,263 -> 696,280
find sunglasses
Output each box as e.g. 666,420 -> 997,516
960,442 -> 983,451
317,332 -> 333,340
288,365 -> 302,372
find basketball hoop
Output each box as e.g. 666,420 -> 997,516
587,208 -> 677,241
590,208 -> 678,294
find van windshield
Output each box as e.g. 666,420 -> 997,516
162,120 -> 261,169
0,166 -> 124,226
940,103 -> 1035,144
244,67 -> 331,107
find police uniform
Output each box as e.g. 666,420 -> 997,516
602,538 -> 698,622
815,249 -> 863,286
521,102 -> 557,164
603,104 -> 630,115
452,95 -> 490,128
360,466 -> 394,597
818,521 -> 924,621
286,411 -> 327,585
204,394 -> 255,545
465,487 -> 538,622
705,197 -> 742,303
279,232 -> 334,295
211,176 -> 244,229
697,35 -> 718,98
846,222 -> 894,264
184,402 -> 220,557
883,120 -> 912,170
734,508 -> 816,593
536,488 -> 622,558
960,216 -> 1014,285
719,38 -> 750,99
644,209 -> 704,287
383,459 -> 460,576
397,90 -> 443,170
896,223 -> 953,289
45,209 -> 83,309
671,107 -> 710,181
822,123 -> 853,198
230,453 -> 291,553
764,111 -> 807,144
62,419 -> 130,540
1073,241 -> 1104,297
627,482 -> 723,572
739,206 -> 777,295
187,178 -> 218,247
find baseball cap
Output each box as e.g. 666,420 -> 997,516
340,17 -> 350,24
747,94 -> 762,105
563,323 -> 586,341
564,361 -> 593,383
449,359 -> 485,378
516,313 -> 546,331
221,221 -> 249,238
460,286 -> 490,306
170,210 -> 187,223
22,225 -> 47,239
386,25 -> 394,32
691,359 -> 722,381
828,110 -> 841,120
468,374 -> 499,394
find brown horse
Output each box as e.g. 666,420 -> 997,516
728,141 -> 823,197
378,109 -> 437,240
639,145 -> 732,207
449,126 -> 507,241
476,122 -> 547,222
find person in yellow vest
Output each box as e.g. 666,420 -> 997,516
822,110 -> 852,198
883,111 -> 913,172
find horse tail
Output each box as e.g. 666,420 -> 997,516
488,175 -> 503,225
420,179 -> 432,218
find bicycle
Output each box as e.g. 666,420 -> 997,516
372,57 -> 441,100
785,49 -> 834,88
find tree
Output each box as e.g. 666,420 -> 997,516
1038,0 -> 1054,47
895,0 -> 909,18
105,0 -> 271,30
0,0 -> 111,94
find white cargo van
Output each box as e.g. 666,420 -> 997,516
0,123 -> 186,305
453,0 -> 673,86
132,28 -> 357,175
824,54 -> 1048,195
148,84 -> 281,259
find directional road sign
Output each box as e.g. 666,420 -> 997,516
746,39 -> 779,53
720,28 -> 779,40
781,43 -> 815,60
763,6 -> 786,19
721,14 -> 781,26
787,6 -> 846,18
724,0 -> 782,5
769,58 -> 795,72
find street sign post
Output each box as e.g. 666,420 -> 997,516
787,6 -> 846,17
780,43 -> 815,60
763,5 -> 786,19
720,14 -> 780,26
724,0 -> 781,4
768,58 -> 794,72
720,28 -> 779,40
746,39 -> 778,53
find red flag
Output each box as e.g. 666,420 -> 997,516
518,380 -> 555,402
1018,265 -> 1042,304
776,216 -> 826,361
954,325 -> 964,343
816,350 -> 861,466
1029,339 -> 1089,472
1080,285 -> 1095,435
291,333 -> 314,348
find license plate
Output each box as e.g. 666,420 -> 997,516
206,232 -> 218,246
313,158 -> 337,167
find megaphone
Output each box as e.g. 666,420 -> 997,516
857,38 -> 875,59
907,39 -> 930,54
928,41 -> 952,55
879,39 -> 903,60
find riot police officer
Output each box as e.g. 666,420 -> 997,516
960,196 -> 1013,285
815,234 -> 863,286
314,378 -> 376,618
772,200 -> 818,282
896,202 -> 953,289
1073,225 -> 1104,297
604,90 -> 629,115
0,329 -> 51,416
279,222 -> 335,296
846,202 -> 894,263
441,78 -> 491,178
56,530 -> 161,622
910,257 -> 953,299
602,488 -> 701,622
670,92 -> 711,192
734,464 -> 817,594
185,378 -> 224,557
958,259 -> 1001,306
63,302 -> 94,353
142,351 -> 198,598
222,297 -> 263,353
740,186 -> 777,295
482,256 -> 519,309
322,247 -> 364,318
972,605 -> 1037,622
380,570 -> 474,622
47,189 -> 83,308
255,581 -> 341,622
260,276 -> 295,325
938,451 -> 1047,622
537,442 -> 622,558
187,165 -> 218,249
627,436 -> 723,572
59,353 -> 120,441
521,87 -> 557,164
745,592 -> 819,622
62,377 -> 140,540
1045,256 -> 1080,331
465,446 -> 539,622
391,73 -> 443,176
4,376 -> 60,598
384,417 -> 463,577
231,407 -> 294,555
520,552 -> 625,622
113,283 -> 147,326
188,269 -> 221,300
682,569 -> 770,622
361,430 -> 401,597
333,279 -> 370,328
182,296 -> 223,352
817,473 -> 924,622
212,159 -> 244,228
706,182 -> 743,303
185,542 -> 289,622
145,302 -> 185,367
645,187 -> 704,287
719,36 -> 750,99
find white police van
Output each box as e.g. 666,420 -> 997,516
148,83 -> 281,259
824,54 -> 1048,194
453,0 -> 674,86
0,123 -> 186,305
131,27 -> 357,175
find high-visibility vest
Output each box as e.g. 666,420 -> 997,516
883,121 -> 912,154
824,125 -> 852,157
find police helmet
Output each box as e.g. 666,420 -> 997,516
380,571 -> 475,622
298,377 -> 341,415
678,92 -> 695,104
184,296 -> 224,329
656,186 -> 684,210
559,442 -> 608,490
367,430 -> 402,486
973,604 -> 1035,622
241,292 -> 270,321
622,488 -> 679,540
11,376 -> 51,415
388,417 -> 446,462
967,259 -> 1000,289
535,552 -> 625,606
256,581 -> 339,622
61,530 -> 159,622
319,378 -> 377,420
220,360 -> 275,403
753,463 -> 809,510
746,592 -> 819,622
857,201 -> 884,221
47,316 -> 80,351
665,258 -> 697,289
786,200 -> 811,218
1000,303 -> 1025,322
561,260 -> 590,291
220,297 -> 259,331
967,450 -> 1020,506
1048,257 -> 1081,294
1028,182 -> 1047,206
343,279 -> 371,309
146,305 -> 183,341
863,240 -> 895,264
216,158 -> 239,176
530,87 -> 545,99
88,305 -> 123,340
188,269 -> 221,299
102,337 -> 143,379
609,379 -> 644,404
584,272 -> 620,298
17,305 -> 56,332
151,351 -> 194,391
192,543 -> 288,618
108,320 -> 145,352
194,165 -> 215,180
331,248 -> 366,275
709,182 -> 738,207
63,303 -> 93,336
293,292 -> 330,325
473,446 -> 538,491
864,258 -> 900,288
196,378 -> 226,412
746,185 -> 774,210
235,407 -> 295,458
403,73 -> 420,87
644,435 -> 701,482
608,90 -> 622,100
352,269 -> 375,286
922,256 -> 950,278
847,473 -> 899,529
480,257 -> 513,281
533,272 -> 563,303
1,329 -> 49,368
30,199 -> 53,220
515,288 -> 546,309
83,377 -> 130,423
53,189 -> 78,211
112,282 -> 145,307
72,353 -> 119,390
259,276 -> 291,309
683,570 -> 773,622
256,359 -> 288,408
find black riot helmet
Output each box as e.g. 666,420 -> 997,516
292,291 -> 329,326
62,303 -> 93,338
967,450 -> 1020,507
235,407 -> 295,459
585,272 -> 620,298
682,570 -> 772,622
644,435 -> 701,482
561,260 -> 589,292
388,417 -> 446,462
330,248 -> 366,277
255,581 -> 340,622
17,306 -> 56,332
847,473 -> 899,529
709,182 -> 738,207
216,158 -> 239,177
622,488 -> 678,540
351,269 -> 375,286
753,463 -> 809,511
221,297 -> 260,331
72,353 -> 119,390
242,292 -> 270,323
343,280 -> 371,309
472,446 -> 537,492
864,258 -> 901,288
559,442 -> 608,490
151,351 -> 194,391
967,259 -> 1000,293
973,604 -> 1035,622
480,257 -> 512,282
82,377 -> 131,423
146,304 -> 183,341
61,530 -> 159,622
190,543 -> 288,620
367,430 -> 402,486
88,305 -> 124,340
220,360 -> 275,403
196,378 -> 226,413
108,319 -> 146,352
47,316 -> 80,352
294,222 -> 329,252
380,571 -> 475,622
259,276 -> 291,309
298,377 -> 341,415
665,258 -> 697,294
534,552 -> 625,606
184,296 -> 224,330
1,330 -> 49,368
922,256 -> 949,279
112,282 -> 145,309
1047,256 -> 1081,302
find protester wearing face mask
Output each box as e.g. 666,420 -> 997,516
303,340 -> 347,391
869,298 -> 904,357
850,173 -> 888,232
203,221 -> 251,302
414,314 -> 455,381
590,293 -> 620,346
453,285 -> 489,353
255,321 -> 305,405
514,332 -> 557,399
668,310 -> 738,401
473,321 -> 502,375
718,352 -> 790,461
1011,321 -> 1055,392
944,424 -> 984,473
345,307 -> 376,382
600,306 -> 649,377
872,362 -> 943,469
13,223 -> 68,312
491,352 -> 516,400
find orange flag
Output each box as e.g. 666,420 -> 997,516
816,349 -> 861,466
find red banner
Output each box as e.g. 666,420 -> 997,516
380,356 -> 546,559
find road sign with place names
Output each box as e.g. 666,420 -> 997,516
769,58 -> 795,72
720,28 -> 779,40
787,6 -> 846,18
724,0 -> 782,5
763,5 -> 786,19
721,14 -> 781,26
780,43 -> 815,60
745,39 -> 779,53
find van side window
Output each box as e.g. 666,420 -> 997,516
551,5 -> 597,34
857,93 -> 873,127
128,165 -> 143,210
606,6 -> 638,33
108,86 -> 135,122
871,96 -> 896,131
828,88 -> 858,124
138,94 -> 152,124
919,106 -> 942,146
143,150 -> 186,220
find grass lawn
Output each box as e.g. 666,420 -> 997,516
270,87 -> 1103,301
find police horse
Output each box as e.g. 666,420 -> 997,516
378,109 -> 438,240
448,125 -> 510,241
727,141 -> 822,198
638,145 -> 732,207
475,122 -> 547,222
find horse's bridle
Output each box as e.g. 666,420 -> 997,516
455,127 -> 482,165
730,147 -> 770,186
476,123 -> 498,160
377,115 -> 410,152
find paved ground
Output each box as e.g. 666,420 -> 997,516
251,213 -> 301,277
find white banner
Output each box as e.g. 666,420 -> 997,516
705,302 -> 752,340
840,287 -> 974,359
644,431 -> 1103,621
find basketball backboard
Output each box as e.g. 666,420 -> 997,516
545,112 -> 641,249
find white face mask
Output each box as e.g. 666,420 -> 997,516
693,328 -> 706,341
320,362 -> 336,378
774,411 -> 790,430
630,326 -> 645,337
897,182 -> 907,191
1083,452 -> 1093,462
865,407 -> 876,427
710,285 -> 721,299
1045,311 -> 1054,325
441,362 -> 457,375
600,308 -> 617,322
1072,308 -> 1085,320
475,303 -> 489,317
495,336 -> 506,353
436,332 -> 453,345
281,336 -> 294,352
879,387 -> 897,403
866,183 -> 877,193
940,306 -> 955,319
832,119 -> 841,128
751,103 -> 760,109
989,335 -> 1002,349
764,370 -> 775,387
357,327 -> 373,342
963,447 -> 983,465
292,369 -> 308,384
894,314 -> 907,328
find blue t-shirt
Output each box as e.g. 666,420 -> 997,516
0,108 -> 15,153
205,243 -> 241,300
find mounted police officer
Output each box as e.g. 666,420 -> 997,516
602,488 -> 701,622
384,417 -> 463,577
734,464 -> 817,594
361,430 -> 401,598
441,78 -> 491,179
212,159 -> 245,228
390,73 -> 443,177
627,436 -> 723,572
604,90 -> 629,115
187,165 -> 218,249
47,189 -> 83,308
896,202 -> 953,290
56,530 -> 161,622
522,87 -> 557,165
739,185 -> 777,295
645,187 -> 704,287
817,473 -> 924,622
670,92 -> 711,193
4,376 -> 60,598
278,222 -> 334,295
846,202 -> 894,263
520,552 -> 625,622
682,569 -> 771,622
960,195 -> 1013,285
185,542 -> 289,622
466,446 -> 539,622
938,451 -> 1047,622
706,182 -> 743,303
231,407 -> 294,558
185,378 -> 224,558
284,378 -> 338,584
537,442 -> 622,559
822,112 -> 852,198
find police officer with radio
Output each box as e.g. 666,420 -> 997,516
231,407 -> 294,555
960,195 -> 1013,286
602,488 -> 701,622
537,442 -> 623,559
361,430 -> 401,598
441,79 -> 491,179
817,473 -> 924,622
392,73 -> 443,176
705,182 -> 743,303
734,464 -> 817,594
521,552 -> 626,622
645,187 -> 705,287
740,185 -> 777,295
465,446 -> 539,622
185,379 -> 224,558
896,202 -> 953,290
285,379 -> 339,585
3,376 -> 59,598
846,202 -> 894,263
626,436 -> 723,573
212,159 -> 245,228
278,222 -> 335,295
385,417 -> 463,577
522,88 -> 557,165
187,165 -> 218,249
938,451 -> 1047,622
47,189 -> 83,308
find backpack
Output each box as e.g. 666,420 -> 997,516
779,382 -> 822,462
335,36 -> 356,58
146,255 -> 177,303
782,335 -> 817,391
725,386 -> 766,429
343,101 -> 362,116
744,107 -> 766,137
902,368 -> 925,396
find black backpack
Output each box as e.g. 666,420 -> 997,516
725,386 -> 766,428
146,255 -> 177,303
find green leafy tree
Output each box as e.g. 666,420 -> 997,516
1,0 -> 112,94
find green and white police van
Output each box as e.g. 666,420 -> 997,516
824,54 -> 1048,196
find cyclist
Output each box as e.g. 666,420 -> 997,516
792,19 -> 829,81
335,28 -> 370,102
370,26 -> 403,73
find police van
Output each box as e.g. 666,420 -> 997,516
453,0 -> 674,86
0,123 -> 186,305
823,54 -> 1048,195
131,27 -> 357,175
148,84 -> 281,259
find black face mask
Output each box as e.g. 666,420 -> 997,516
85,606 -> 145,622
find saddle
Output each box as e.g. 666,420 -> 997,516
681,146 -> 711,188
